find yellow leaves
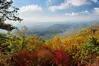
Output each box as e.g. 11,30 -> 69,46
53,36 -> 62,49
96,56 -> 99,59
53,36 -> 61,42
27,35 -> 44,50
46,36 -> 64,50
38,24 -> 99,62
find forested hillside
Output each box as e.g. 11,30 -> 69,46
0,23 -> 99,66
27,22 -> 97,40
0,0 -> 99,66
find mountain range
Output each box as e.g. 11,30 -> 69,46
26,22 -> 99,40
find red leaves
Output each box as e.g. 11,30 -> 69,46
12,49 -> 35,66
16,49 -> 33,66
18,49 -> 31,59
54,50 -> 72,66
12,47 -> 72,66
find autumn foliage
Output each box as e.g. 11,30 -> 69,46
1,24 -> 99,66
10,46 -> 72,66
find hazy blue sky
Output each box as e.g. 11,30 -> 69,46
10,0 -> 99,24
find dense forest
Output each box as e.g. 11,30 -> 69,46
0,0 -> 99,66
1,23 -> 99,66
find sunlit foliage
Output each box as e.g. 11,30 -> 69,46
1,24 -> 99,66
27,35 -> 44,51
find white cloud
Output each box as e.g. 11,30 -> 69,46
92,0 -> 98,3
5,0 -> 99,28
6,6 -> 99,27
49,0 -> 91,12
49,2 -> 69,12
16,9 -> 98,24
93,8 -> 99,15
7,15 -> 99,27
48,0 -> 52,3
67,0 -> 90,6
79,10 -> 89,14
94,8 -> 99,14
7,0 -> 11,2
65,12 -> 79,16
6,12 -> 99,27
19,5 -> 42,13
65,10 -> 89,16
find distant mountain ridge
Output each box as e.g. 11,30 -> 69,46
27,22 -> 99,40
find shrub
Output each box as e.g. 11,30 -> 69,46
53,50 -> 72,66
11,49 -> 34,66
27,35 -> 44,51
36,45 -> 54,66
10,47 -> 53,66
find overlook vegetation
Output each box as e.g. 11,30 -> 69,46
0,23 -> 99,66
0,0 -> 99,66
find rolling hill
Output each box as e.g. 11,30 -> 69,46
27,22 -> 99,40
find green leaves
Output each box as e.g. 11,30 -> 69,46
82,37 -> 99,53
6,35 -> 22,53
78,37 -> 99,63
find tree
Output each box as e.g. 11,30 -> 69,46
0,0 -> 22,31
73,37 -> 99,65
46,36 -> 64,50
15,26 -> 28,49
27,35 -> 44,51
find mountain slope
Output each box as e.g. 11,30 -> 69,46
27,22 -> 99,40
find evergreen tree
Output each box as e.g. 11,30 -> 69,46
0,0 -> 22,31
